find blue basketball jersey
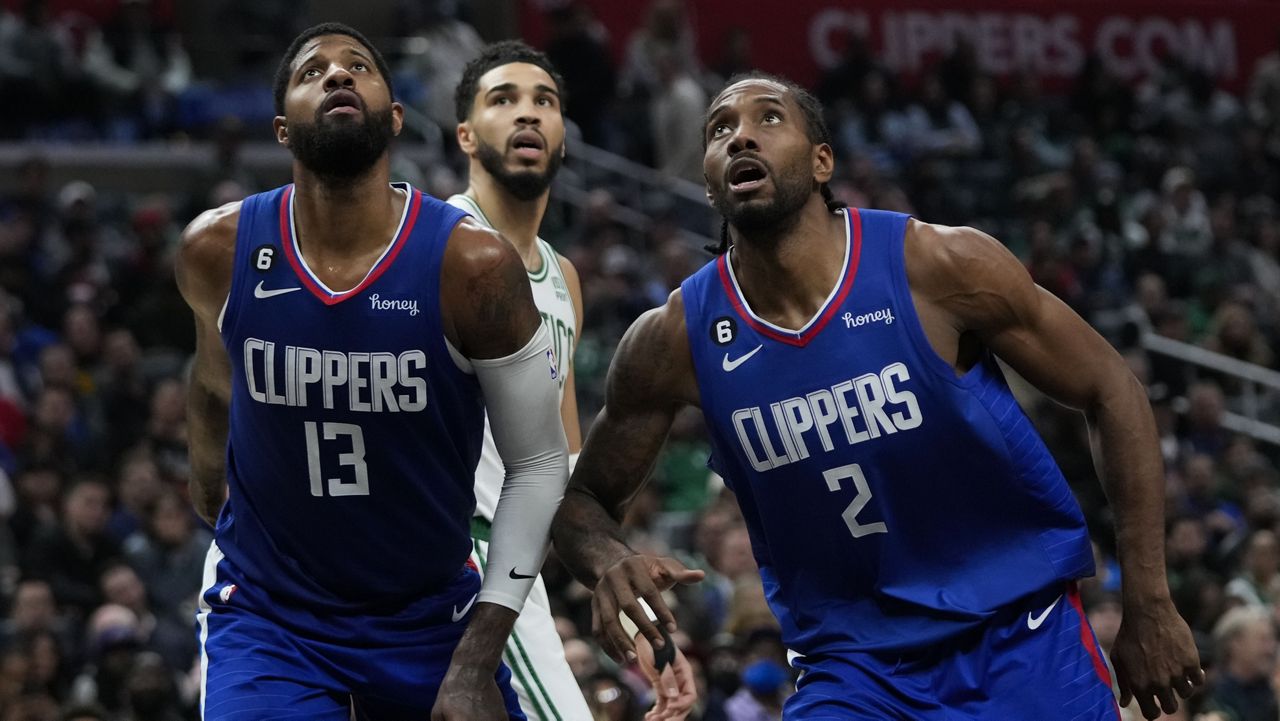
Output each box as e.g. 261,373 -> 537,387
680,209 -> 1095,657
217,183 -> 484,613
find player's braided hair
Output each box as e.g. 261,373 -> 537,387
704,72 -> 846,255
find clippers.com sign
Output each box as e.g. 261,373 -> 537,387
521,0 -> 1279,92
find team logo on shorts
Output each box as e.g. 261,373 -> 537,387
219,584 -> 238,603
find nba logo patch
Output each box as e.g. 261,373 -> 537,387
546,348 -> 558,381
219,584 -> 237,603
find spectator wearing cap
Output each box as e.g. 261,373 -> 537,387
724,659 -> 787,721
68,604 -> 144,713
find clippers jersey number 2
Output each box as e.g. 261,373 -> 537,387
823,463 -> 887,538
304,422 -> 370,496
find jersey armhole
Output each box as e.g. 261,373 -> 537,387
444,336 -> 474,375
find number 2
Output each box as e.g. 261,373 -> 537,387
305,421 -> 369,497
822,463 -> 887,538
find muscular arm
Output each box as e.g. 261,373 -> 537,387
439,221 -> 567,672
558,255 -> 585,454
907,221 -> 1166,602
175,204 -> 238,527
907,220 -> 1200,717
552,292 -> 704,658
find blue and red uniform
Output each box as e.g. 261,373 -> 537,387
198,183 -> 524,720
680,208 -> 1119,719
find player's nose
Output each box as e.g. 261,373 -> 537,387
322,64 -> 355,90
727,126 -> 759,155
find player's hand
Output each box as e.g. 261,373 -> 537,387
591,554 -> 704,663
431,664 -> 508,721
635,632 -> 697,720
1110,596 -> 1204,720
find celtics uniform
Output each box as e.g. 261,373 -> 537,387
448,194 -> 587,721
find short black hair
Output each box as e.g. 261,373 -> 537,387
273,22 -> 394,116
455,40 -> 566,124
704,71 -> 845,255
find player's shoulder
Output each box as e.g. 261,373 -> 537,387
176,201 -> 241,311
609,288 -> 698,406
180,201 -> 241,260
445,216 -> 521,276
904,218 -> 1022,293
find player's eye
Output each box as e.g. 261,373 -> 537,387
494,96 -> 511,105
352,62 -> 368,72
711,123 -> 731,138
302,68 -> 321,79
537,97 -> 553,107
763,112 -> 782,124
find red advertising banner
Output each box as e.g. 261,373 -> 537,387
521,0 -> 1280,93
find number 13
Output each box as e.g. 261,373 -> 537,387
823,463 -> 887,538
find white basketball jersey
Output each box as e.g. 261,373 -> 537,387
448,194 -> 577,521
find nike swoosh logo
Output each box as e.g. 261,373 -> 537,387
254,281 -> 301,299
508,567 -> 537,580
1027,595 -> 1062,630
722,345 -> 763,372
451,593 -> 477,622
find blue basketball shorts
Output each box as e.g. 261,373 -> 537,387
196,542 -> 525,720
784,583 -> 1120,720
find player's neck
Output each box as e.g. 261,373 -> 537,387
729,199 -> 847,326
291,159 -> 402,256
464,170 -> 547,271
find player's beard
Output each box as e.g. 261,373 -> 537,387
475,136 -> 563,202
289,106 -> 395,182
709,157 -> 813,241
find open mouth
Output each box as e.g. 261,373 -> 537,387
322,89 -> 363,115
728,157 -> 769,193
511,130 -> 546,159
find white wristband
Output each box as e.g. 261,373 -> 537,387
618,597 -> 658,639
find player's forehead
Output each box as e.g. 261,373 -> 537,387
708,78 -> 793,117
292,34 -> 373,72
476,62 -> 560,98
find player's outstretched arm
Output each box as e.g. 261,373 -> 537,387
906,220 -> 1203,720
175,203 -> 238,527
436,220 -> 569,720
552,291 -> 705,663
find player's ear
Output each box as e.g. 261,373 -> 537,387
457,121 -> 476,155
273,116 -> 288,146
814,142 -> 834,185
391,102 -> 404,137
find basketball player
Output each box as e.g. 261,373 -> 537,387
449,41 -> 693,721
552,74 -> 1203,720
177,24 -> 567,720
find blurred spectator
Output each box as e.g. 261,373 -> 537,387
122,490 -> 210,620
22,476 -> 119,618
98,564 -> 194,673
544,3 -> 617,149
397,2 -> 484,129
1225,530 -> 1280,608
1206,606 -> 1279,721
68,604 -> 143,713
80,0 -> 191,139
649,47 -> 706,184
120,651 -> 182,721
724,659 -> 786,721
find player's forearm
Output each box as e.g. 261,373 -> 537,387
187,382 -> 229,526
552,487 -> 639,589
1088,374 -> 1170,604
450,602 -> 518,673
474,324 -> 570,610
